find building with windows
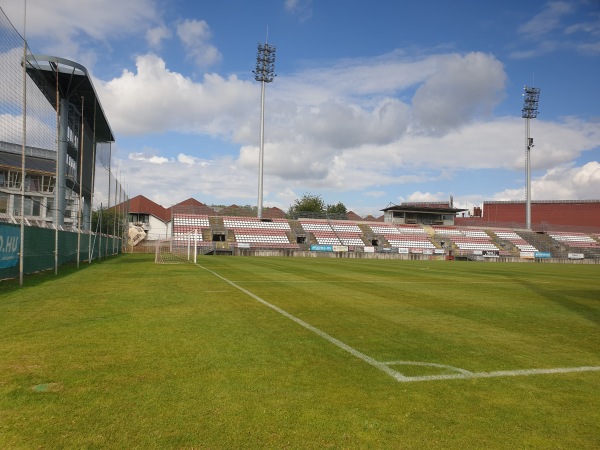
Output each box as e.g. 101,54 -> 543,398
0,141 -> 78,227
382,200 -> 466,226
0,54 -> 114,231
127,195 -> 172,240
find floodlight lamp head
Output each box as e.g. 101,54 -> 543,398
521,85 -> 541,119
254,40 -> 277,84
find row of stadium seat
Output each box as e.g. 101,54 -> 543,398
549,232 -> 600,248
493,229 -> 538,252
434,227 -> 500,252
331,224 -> 362,233
369,225 -> 427,235
300,220 -> 366,246
369,224 -> 434,249
236,234 -> 291,243
173,214 -> 210,228
387,240 -> 435,249
223,218 -> 290,230
235,242 -> 299,249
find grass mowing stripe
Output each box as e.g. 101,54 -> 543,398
196,262 -> 410,382
197,261 -> 600,384
2,255 -> 599,448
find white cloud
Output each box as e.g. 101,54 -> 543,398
146,25 -> 171,49
276,50 -> 439,104
129,152 -> 170,164
291,97 -> 411,150
517,1 -> 574,38
406,191 -> 447,202
177,153 -> 202,166
118,154 -> 256,207
0,48 -> 27,106
284,0 -> 313,21
512,1 -> 600,57
176,19 -> 222,68
412,52 -> 506,134
95,53 -> 255,136
493,161 -> 600,200
1,0 -> 159,62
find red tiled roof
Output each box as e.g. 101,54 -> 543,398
346,211 -> 363,221
262,207 -> 286,219
128,195 -> 171,223
172,198 -> 216,216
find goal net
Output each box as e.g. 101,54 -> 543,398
156,206 -> 214,264
155,232 -> 202,264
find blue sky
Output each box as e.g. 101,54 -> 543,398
2,0 -> 600,216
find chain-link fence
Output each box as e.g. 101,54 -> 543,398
0,7 -> 127,283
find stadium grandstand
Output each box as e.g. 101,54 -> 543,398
131,195 -> 600,263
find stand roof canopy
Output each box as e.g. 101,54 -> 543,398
25,54 -> 114,143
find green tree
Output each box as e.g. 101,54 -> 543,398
288,194 -> 348,219
288,193 -> 326,217
92,207 -> 126,235
327,201 -> 347,216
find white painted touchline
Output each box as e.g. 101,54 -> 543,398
197,263 -> 600,384
398,366 -> 600,382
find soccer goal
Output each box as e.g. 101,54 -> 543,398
155,231 -> 202,264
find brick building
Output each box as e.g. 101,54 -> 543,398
455,200 -> 600,231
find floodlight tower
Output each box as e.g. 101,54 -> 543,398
521,85 -> 540,230
253,41 -> 276,219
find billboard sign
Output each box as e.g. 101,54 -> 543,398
333,245 -> 349,252
0,226 -> 20,269
310,244 -> 333,252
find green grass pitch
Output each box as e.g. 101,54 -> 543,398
1,254 -> 599,448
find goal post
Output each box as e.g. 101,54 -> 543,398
156,204 -> 213,264
154,230 -> 200,264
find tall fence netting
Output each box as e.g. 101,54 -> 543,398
0,7 -> 128,282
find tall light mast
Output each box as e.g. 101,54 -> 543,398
253,41 -> 276,219
521,85 -> 540,230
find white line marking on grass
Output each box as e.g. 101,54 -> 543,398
197,263 -> 409,382
384,361 -> 474,375
196,263 -> 600,384
398,366 -> 600,382
230,280 -> 540,284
